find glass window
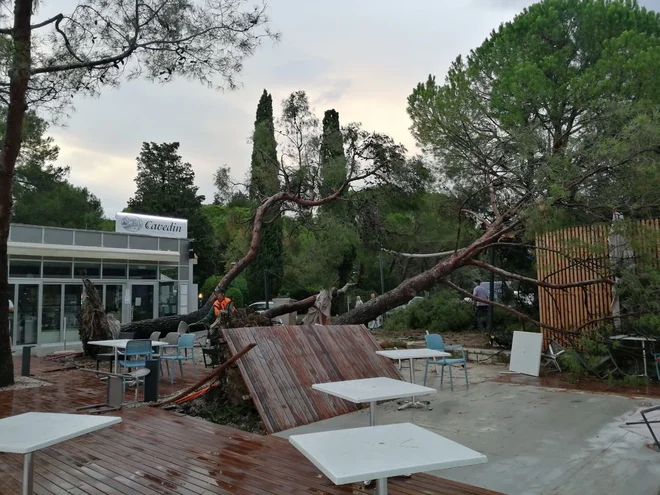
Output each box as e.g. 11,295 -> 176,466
102,263 -> 127,279
63,285 -> 83,343
104,285 -> 123,322
8,283 -> 15,344
43,261 -> 72,278
9,260 -> 40,278
159,265 -> 178,282
16,284 -> 38,345
158,282 -> 178,317
131,284 -> 154,321
42,285 -> 62,343
129,263 -> 157,280
74,261 -> 101,278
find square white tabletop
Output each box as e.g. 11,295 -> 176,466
289,423 -> 487,485
87,339 -> 167,349
0,412 -> 122,454
376,349 -> 451,360
312,377 -> 436,403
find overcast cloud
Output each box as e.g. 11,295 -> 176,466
31,0 -> 660,217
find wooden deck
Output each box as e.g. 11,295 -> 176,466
222,325 -> 403,434
0,357 -> 504,495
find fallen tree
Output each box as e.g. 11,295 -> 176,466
122,124 -> 409,337
129,0 -> 660,337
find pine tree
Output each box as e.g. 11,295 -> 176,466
246,90 -> 283,302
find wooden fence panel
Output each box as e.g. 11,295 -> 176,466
536,219 -> 660,346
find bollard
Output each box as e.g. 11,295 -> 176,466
21,346 -> 35,377
144,359 -> 160,402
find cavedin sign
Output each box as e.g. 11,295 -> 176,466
115,212 -> 188,239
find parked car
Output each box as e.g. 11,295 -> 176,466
386,296 -> 425,316
248,301 -> 277,312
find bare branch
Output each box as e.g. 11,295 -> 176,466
468,259 -> 615,290
442,280 -> 562,332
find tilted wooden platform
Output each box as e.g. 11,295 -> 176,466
0,407 -> 503,495
222,325 -> 404,434
0,358 -> 504,495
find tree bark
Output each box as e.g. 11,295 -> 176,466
0,0 -> 34,388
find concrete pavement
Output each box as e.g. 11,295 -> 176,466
276,364 -> 660,495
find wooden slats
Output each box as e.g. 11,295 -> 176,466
536,218 -> 660,347
0,357 -> 502,495
0,407 -> 503,495
222,325 -> 403,434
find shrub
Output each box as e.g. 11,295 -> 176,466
225,287 -> 245,308
383,291 -> 474,333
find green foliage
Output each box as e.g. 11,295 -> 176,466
127,142 -> 214,283
383,291 -> 474,333
8,111 -> 106,229
200,275 -> 223,299
407,0 -> 660,235
249,90 -> 279,200
246,90 -> 283,302
225,287 -> 244,308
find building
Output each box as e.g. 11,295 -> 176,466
7,213 -> 196,354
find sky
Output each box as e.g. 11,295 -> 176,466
32,0 -> 660,217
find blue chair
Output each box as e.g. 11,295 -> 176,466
117,339 -> 153,372
423,333 -> 469,391
161,334 -> 198,384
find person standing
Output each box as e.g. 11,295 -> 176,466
355,295 -> 363,308
472,279 -> 489,331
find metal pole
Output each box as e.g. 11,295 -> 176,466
376,478 -> 388,495
63,317 -> 67,351
378,254 -> 385,295
264,271 -> 270,310
488,247 -> 495,332
22,452 -> 34,495
369,400 -> 377,426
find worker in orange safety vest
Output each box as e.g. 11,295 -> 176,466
213,286 -> 236,315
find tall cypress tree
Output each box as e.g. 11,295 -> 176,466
246,90 -> 283,302
319,109 -> 347,203
319,110 -> 355,299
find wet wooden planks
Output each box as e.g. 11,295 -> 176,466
0,407 -> 504,495
222,325 -> 403,434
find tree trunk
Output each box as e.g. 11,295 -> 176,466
0,0 -> 34,388
121,305 -> 210,339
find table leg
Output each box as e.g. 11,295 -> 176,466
22,452 -> 34,495
114,347 -> 118,374
642,341 -> 648,377
369,400 -> 377,426
376,478 -> 388,495
397,358 -> 427,410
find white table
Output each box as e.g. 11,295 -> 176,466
88,339 -> 167,373
289,422 -> 487,495
0,412 -> 121,495
312,377 -> 436,425
376,349 -> 450,409
610,334 -> 660,377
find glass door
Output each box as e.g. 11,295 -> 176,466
130,283 -> 156,322
41,284 -> 62,343
104,285 -> 124,323
63,284 -> 83,343
8,284 -> 15,346
16,284 -> 39,345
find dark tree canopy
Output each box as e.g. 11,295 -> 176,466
127,142 -> 214,281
